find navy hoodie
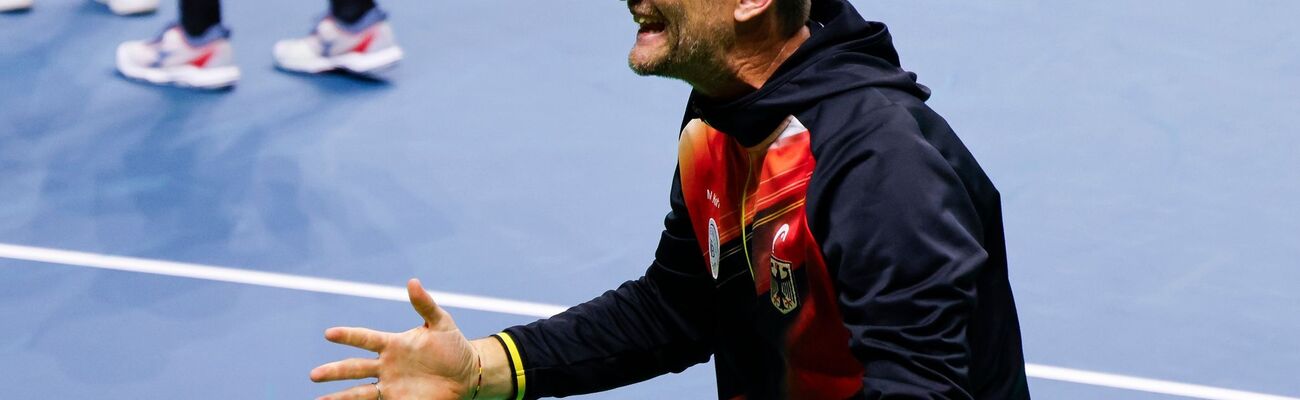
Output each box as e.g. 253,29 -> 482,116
498,0 -> 1029,398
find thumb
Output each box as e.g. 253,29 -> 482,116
407,278 -> 447,328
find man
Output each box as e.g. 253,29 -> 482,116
115,0 -> 402,89
311,0 -> 1029,398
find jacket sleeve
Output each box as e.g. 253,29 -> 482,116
807,105 -> 987,399
499,170 -> 716,399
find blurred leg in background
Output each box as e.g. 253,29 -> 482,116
114,0 -> 401,90
330,0 -> 375,24
179,0 -> 220,37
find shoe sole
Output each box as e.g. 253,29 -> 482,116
117,45 -> 240,89
95,0 -> 157,15
0,0 -> 33,11
275,46 -> 403,76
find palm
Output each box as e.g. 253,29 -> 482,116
379,320 -> 476,397
312,279 -> 478,400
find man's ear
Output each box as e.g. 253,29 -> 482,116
734,0 -> 775,23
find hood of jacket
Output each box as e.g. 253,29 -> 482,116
684,0 -> 931,146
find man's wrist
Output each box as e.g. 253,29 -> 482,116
470,336 -> 517,400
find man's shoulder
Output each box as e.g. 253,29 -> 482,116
800,86 -> 945,157
799,86 -> 992,192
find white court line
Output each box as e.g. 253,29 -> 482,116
0,242 -> 1295,400
1024,365 -> 1297,400
0,243 -> 567,318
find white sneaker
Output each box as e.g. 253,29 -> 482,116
116,24 -> 240,89
96,0 -> 157,15
0,0 -> 33,12
273,8 -> 403,75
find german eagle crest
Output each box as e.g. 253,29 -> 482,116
769,224 -> 799,314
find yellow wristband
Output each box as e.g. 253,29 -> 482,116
493,333 -> 527,400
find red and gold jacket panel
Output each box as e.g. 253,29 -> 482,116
679,116 -> 864,399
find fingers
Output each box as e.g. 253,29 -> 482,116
407,278 -> 446,328
324,327 -> 389,352
316,382 -> 380,400
310,357 -> 381,382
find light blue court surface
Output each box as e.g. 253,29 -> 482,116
2,0 -> 1298,398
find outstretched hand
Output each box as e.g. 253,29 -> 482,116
311,279 -> 480,400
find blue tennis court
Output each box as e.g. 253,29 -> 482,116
2,0 -> 1297,398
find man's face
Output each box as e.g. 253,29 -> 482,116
627,0 -> 734,78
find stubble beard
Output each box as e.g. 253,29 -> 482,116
629,23 -> 733,85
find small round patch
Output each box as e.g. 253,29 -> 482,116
707,218 -> 720,279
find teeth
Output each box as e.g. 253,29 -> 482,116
634,16 -> 661,26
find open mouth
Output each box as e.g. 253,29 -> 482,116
635,15 -> 667,36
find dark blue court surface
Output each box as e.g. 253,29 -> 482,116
2,0 -> 1298,398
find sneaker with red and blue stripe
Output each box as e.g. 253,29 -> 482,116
116,24 -> 240,89
273,8 -> 403,75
